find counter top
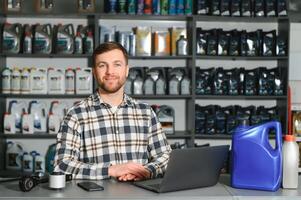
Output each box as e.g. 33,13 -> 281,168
0,175 -> 301,200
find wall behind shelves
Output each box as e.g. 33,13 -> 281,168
289,23 -> 301,107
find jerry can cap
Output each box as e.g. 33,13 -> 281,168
284,134 -> 295,141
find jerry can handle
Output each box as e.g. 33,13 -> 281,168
263,121 -> 282,150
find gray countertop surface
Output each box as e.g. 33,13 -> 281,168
0,175 -> 301,200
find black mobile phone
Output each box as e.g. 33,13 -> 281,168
77,182 -> 104,191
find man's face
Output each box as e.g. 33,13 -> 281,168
93,49 -> 129,93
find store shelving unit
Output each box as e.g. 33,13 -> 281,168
0,0 -> 290,171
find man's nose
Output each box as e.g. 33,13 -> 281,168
105,65 -> 114,74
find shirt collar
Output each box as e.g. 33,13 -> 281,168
91,90 -> 134,108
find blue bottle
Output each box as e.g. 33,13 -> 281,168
231,121 -> 282,191
168,0 -> 177,15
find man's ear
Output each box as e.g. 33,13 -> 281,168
126,65 -> 129,78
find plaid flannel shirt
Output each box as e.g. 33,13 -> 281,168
54,91 -> 171,180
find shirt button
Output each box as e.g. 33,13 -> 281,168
116,130 -> 119,134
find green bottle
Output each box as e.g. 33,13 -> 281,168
185,0 -> 192,15
128,0 -> 136,14
161,0 -> 168,15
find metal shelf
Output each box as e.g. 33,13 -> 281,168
131,95 -> 192,99
0,133 -> 57,139
2,13 -> 95,18
195,95 -> 287,100
129,55 -> 192,59
195,134 -> 232,139
195,55 -> 288,60
0,94 -> 90,98
166,131 -> 192,139
0,53 -> 92,58
193,15 -> 289,23
99,14 -> 190,21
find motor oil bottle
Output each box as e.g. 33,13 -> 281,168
184,0 -> 193,15
144,74 -> 155,95
33,24 -> 52,54
22,112 -> 34,134
181,75 -> 190,95
231,121 -> 283,191
50,101 -> 66,120
156,73 -> 166,95
282,135 -> 299,189
84,31 -> 94,54
20,68 -> 30,94
125,68 -> 137,95
9,100 -> 26,133
48,68 -> 65,94
128,0 -> 136,14
74,32 -> 83,54
156,105 -> 175,134
23,31 -> 32,54
176,35 -> 188,56
48,112 -> 61,134
153,0 -> 161,15
6,141 -> 23,170
177,0 -> 185,15
46,144 -> 57,173
34,153 -> 45,173
29,101 -> 47,133
133,68 -> 144,95
2,23 -> 22,54
65,68 -> 75,94
56,24 -> 74,54
4,112 -> 16,134
125,78 -> 132,95
76,68 -> 92,94
11,67 -> 21,94
2,68 -> 11,94
30,67 -> 48,94
22,152 -> 33,173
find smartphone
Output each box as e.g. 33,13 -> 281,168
77,182 -> 104,191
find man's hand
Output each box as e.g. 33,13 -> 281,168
108,162 -> 150,181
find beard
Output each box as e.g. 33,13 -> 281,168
98,75 -> 127,93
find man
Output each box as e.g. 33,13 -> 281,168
54,42 -> 171,181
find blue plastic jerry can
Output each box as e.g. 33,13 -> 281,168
231,121 -> 283,191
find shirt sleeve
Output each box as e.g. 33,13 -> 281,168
144,108 -> 172,178
53,109 -> 110,180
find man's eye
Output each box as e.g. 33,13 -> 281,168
98,65 -> 105,68
115,64 -> 122,67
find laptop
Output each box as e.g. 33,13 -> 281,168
133,145 -> 230,193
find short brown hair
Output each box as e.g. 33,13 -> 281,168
92,42 -> 129,67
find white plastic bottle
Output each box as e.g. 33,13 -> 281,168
11,67 -> 21,94
2,68 -> 11,94
22,152 -> 34,173
34,153 -> 45,173
282,134 -> 299,189
20,68 -> 31,94
4,112 -> 16,134
6,141 -> 23,170
22,112 -> 34,134
29,101 -> 47,133
76,68 -> 92,94
48,112 -> 61,134
65,68 -> 75,94
48,68 -> 65,94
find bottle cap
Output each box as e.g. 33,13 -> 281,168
284,134 -> 295,141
